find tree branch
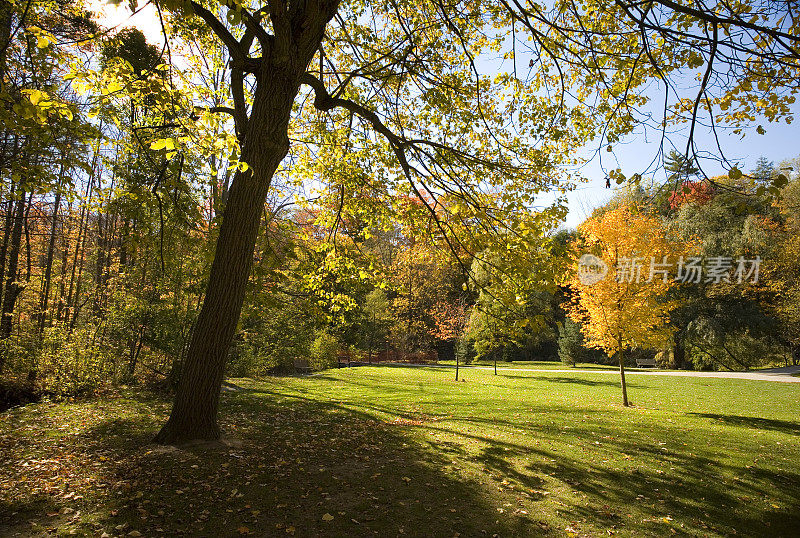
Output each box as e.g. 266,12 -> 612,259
189,1 -> 248,66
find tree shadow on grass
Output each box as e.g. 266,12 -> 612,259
226,379 -> 800,534
417,416 -> 800,536
4,381 -> 800,538
0,389 -> 546,537
688,413 -> 800,436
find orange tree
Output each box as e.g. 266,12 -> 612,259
567,204 -> 686,406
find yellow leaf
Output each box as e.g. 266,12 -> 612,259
28,90 -> 46,105
322,513 -> 334,521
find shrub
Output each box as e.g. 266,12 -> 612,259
455,337 -> 475,365
558,319 -> 582,366
309,332 -> 339,371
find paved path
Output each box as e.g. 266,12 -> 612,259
366,363 -> 800,383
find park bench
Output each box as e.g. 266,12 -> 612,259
293,358 -> 312,374
635,357 -> 657,368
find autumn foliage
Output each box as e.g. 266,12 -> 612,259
567,205 -> 687,404
668,181 -> 715,209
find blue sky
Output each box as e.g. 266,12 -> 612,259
560,104 -> 800,229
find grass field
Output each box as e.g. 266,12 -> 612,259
2,366 -> 799,537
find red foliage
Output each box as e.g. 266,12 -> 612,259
668,181 -> 714,209
429,300 -> 469,341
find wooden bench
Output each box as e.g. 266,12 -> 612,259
293,358 -> 312,374
635,357 -> 657,368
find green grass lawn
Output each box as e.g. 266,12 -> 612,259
2,367 -> 799,537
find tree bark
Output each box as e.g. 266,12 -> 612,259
0,0 -> 13,92
0,177 -> 15,304
0,189 -> 26,341
154,69 -> 303,443
153,0 -> 343,443
618,336 -> 629,407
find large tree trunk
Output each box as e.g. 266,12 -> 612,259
154,70 -> 301,444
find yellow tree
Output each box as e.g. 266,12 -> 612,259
567,205 -> 685,406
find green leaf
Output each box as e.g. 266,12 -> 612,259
227,9 -> 242,25
728,167 -> 743,180
773,174 -> 789,188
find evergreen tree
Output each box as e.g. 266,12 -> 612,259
751,156 -> 775,184
665,150 -> 700,182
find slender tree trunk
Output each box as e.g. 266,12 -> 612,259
618,336 -> 629,407
66,181 -> 92,326
64,140 -> 99,325
94,175 -> 117,316
127,325 -> 144,376
0,189 -> 26,341
0,177 -> 15,303
69,216 -> 90,331
22,193 -> 31,283
38,180 -> 63,333
154,70 -> 303,444
92,210 -> 106,316
65,203 -> 84,323
119,217 -> 129,268
0,0 -> 13,93
0,182 -> 16,373
55,205 -> 71,323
